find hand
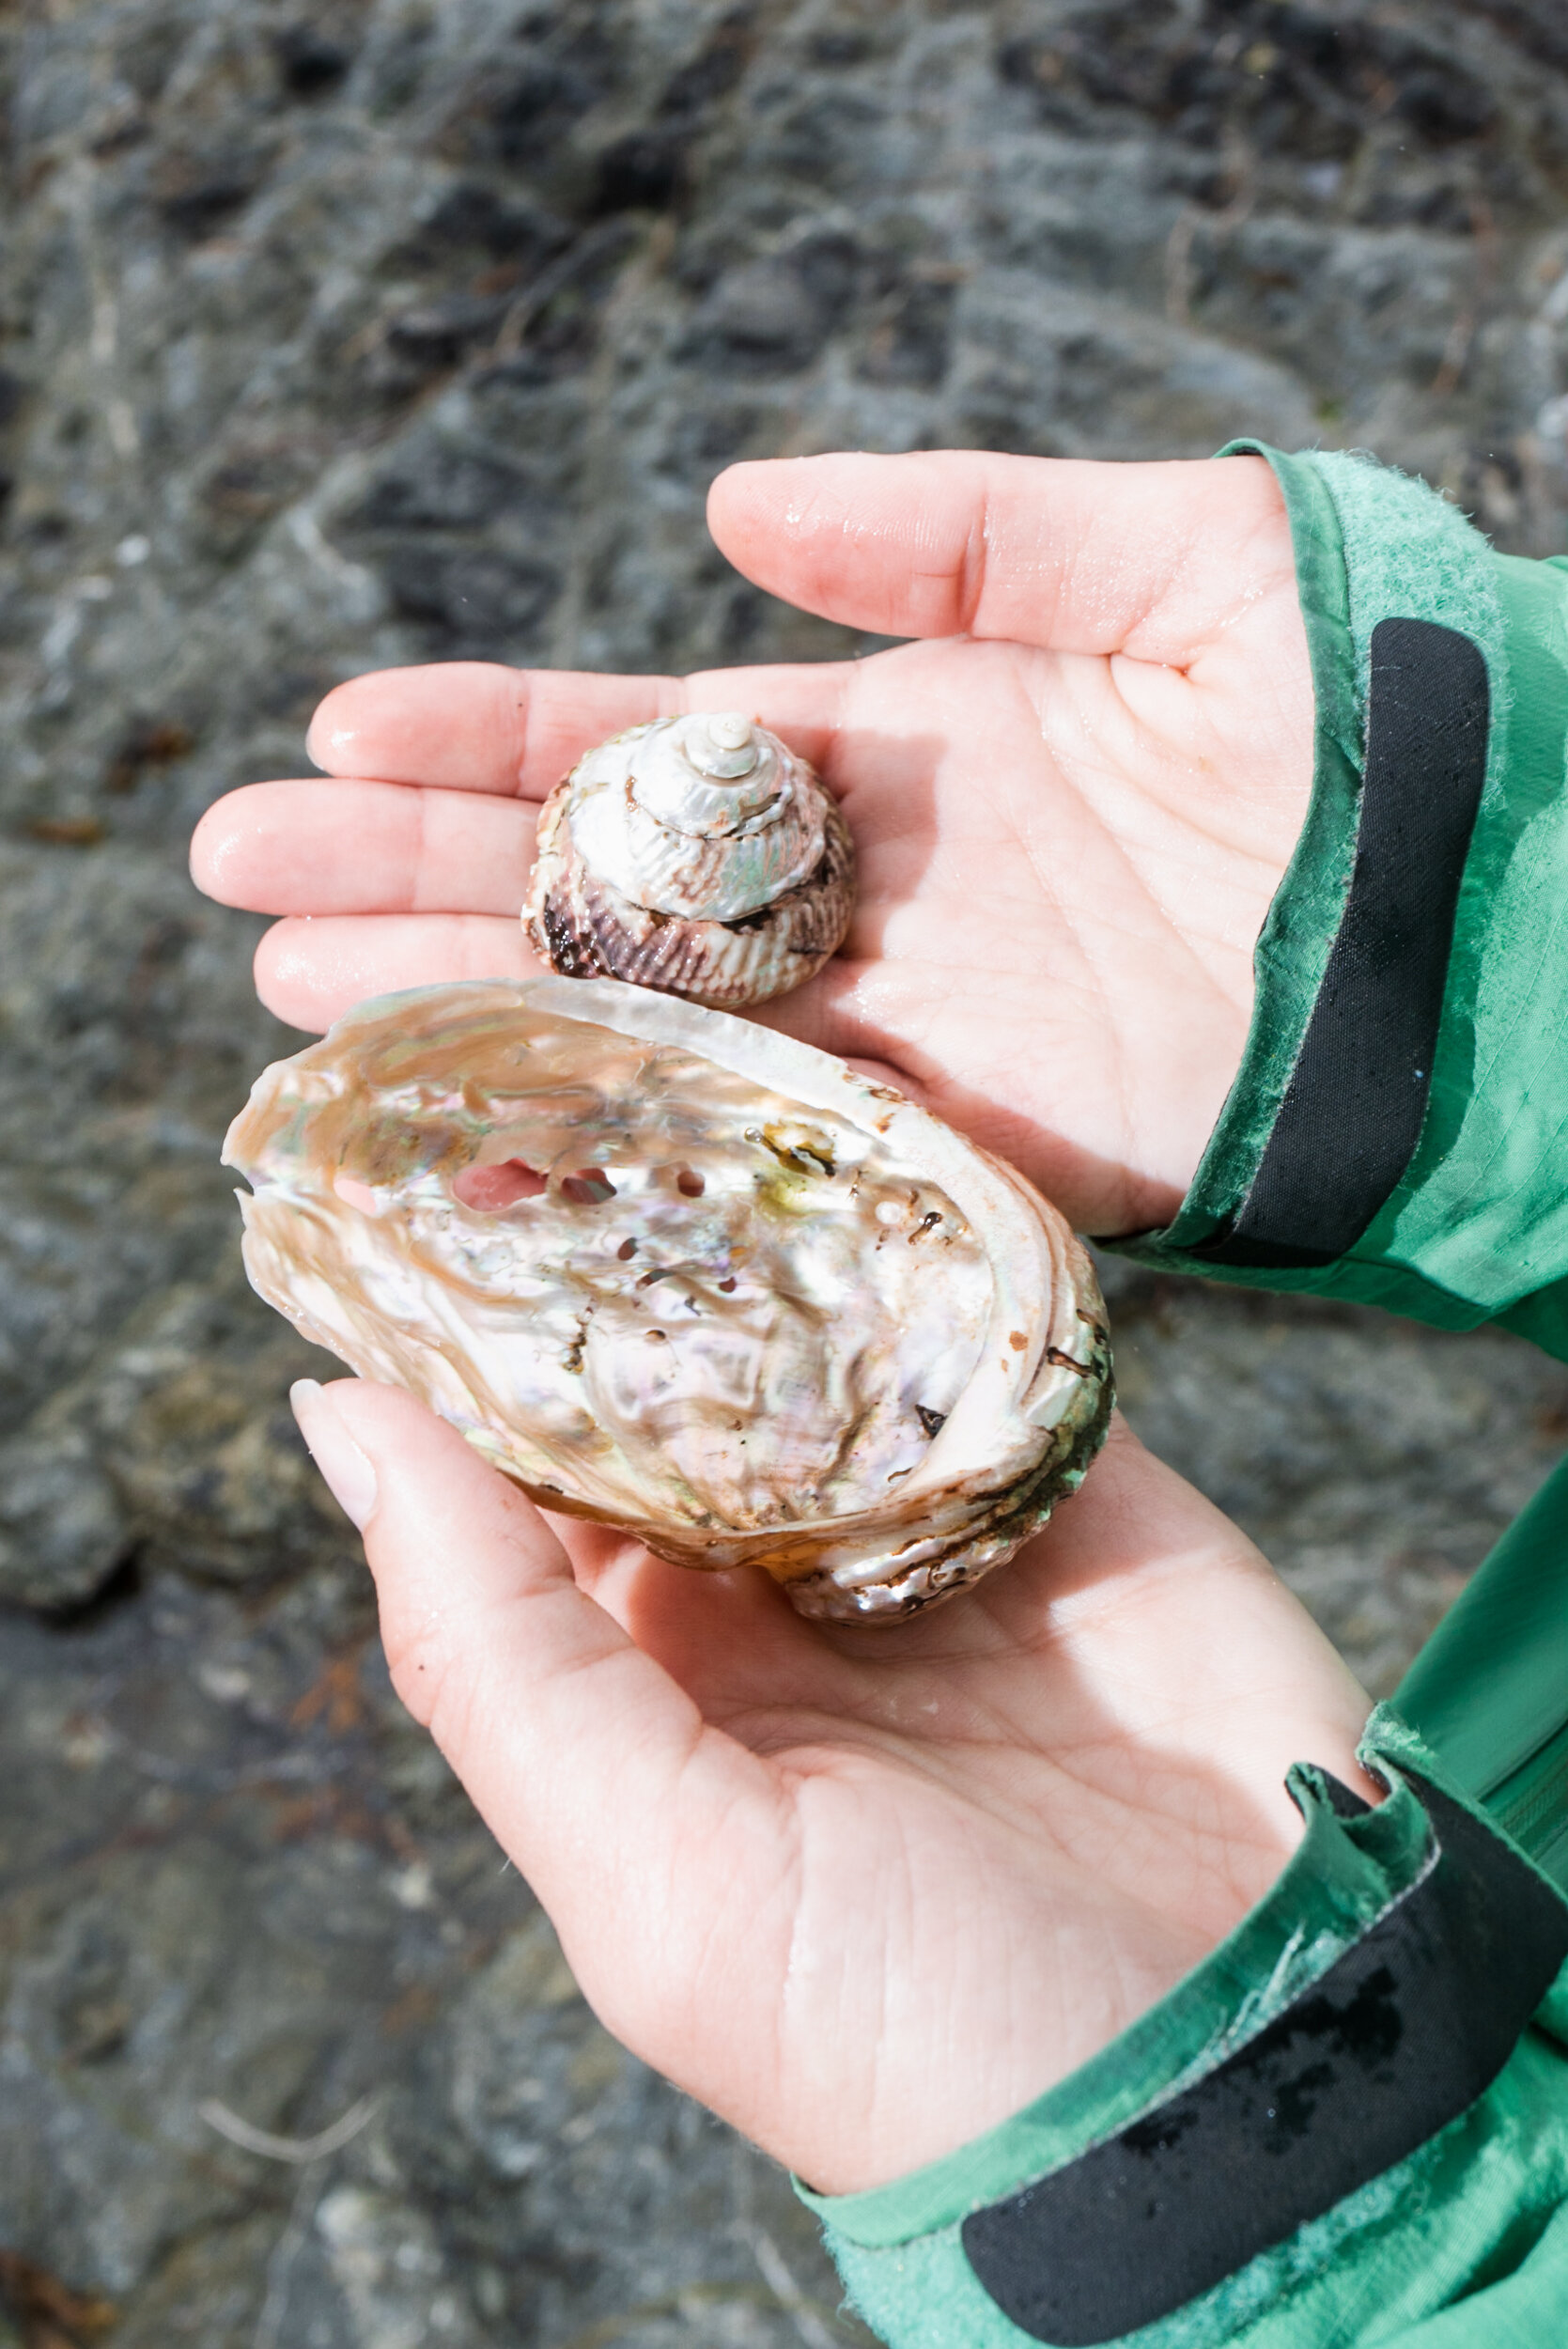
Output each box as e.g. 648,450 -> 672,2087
191,450 -> 1312,1236
208,450 -> 1350,2197
292,1379 -> 1375,2195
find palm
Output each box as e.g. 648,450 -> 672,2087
194,450 -> 1312,1233
762,617 -> 1308,1231
347,1394 -> 1373,2196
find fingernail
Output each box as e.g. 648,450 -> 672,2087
303,711 -> 343,774
290,1379 -> 379,1530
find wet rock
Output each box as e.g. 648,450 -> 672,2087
0,1569 -> 872,2344
0,1418 -> 128,1613
4,0 -> 1568,2337
274,26 -> 356,103
8,1262 -> 351,1597
689,231 -> 864,373
1101,1260 -> 1568,1694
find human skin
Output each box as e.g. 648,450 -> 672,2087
196,451 -> 1379,2195
194,450 -> 1314,1237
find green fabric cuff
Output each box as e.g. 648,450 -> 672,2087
1109,445 -> 1568,1361
801,1709 -> 1568,2349
1396,1445 -> 1568,1887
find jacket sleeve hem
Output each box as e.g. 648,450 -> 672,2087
798,1711 -> 1568,2349
1105,447 -> 1568,1361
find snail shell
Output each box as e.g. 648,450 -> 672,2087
226,977 -> 1111,1622
524,712 -> 855,1008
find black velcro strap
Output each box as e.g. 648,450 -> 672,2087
961,1772 -> 1568,2346
1193,617 -> 1489,1270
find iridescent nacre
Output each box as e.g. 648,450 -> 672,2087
226,978 -> 1110,1620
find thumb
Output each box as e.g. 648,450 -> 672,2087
706,448 -> 1294,661
288,1378 -> 788,2047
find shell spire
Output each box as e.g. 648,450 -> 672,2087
524,713 -> 855,1007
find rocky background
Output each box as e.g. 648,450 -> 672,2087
5,0 -> 1568,2341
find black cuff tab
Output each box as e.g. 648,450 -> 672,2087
1193,618 -> 1488,1271
961,1772 -> 1568,2346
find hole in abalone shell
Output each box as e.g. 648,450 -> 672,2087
334,1173 -> 380,1214
452,1159 -> 547,1211
717,1276 -> 737,1292
916,1406 -> 948,1439
616,1237 -> 637,1260
559,1167 -> 618,1206
673,1166 -> 705,1197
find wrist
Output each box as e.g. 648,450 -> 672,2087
800,1709 -> 1568,2348
1110,445 -> 1568,1355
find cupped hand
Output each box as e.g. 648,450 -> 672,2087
205,448 -> 1347,2192
192,450 -> 1312,1237
292,1380 -> 1374,2195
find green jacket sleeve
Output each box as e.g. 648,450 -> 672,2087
802,1710 -> 1568,2349
1110,443 -> 1568,1364
798,453 -> 1568,2349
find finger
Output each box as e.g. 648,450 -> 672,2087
192,781 -> 537,916
256,911 -> 919,1119
706,449 -> 1292,662
255,912 -> 536,1032
306,662 -> 679,793
303,661 -> 861,797
291,1379 -> 789,2039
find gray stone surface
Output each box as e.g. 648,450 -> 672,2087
1102,1260 -> 1568,1698
4,0 -> 1568,2336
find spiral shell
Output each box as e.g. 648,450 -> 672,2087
525,712 -> 855,1007
226,977 -> 1111,1622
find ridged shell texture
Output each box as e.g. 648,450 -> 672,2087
525,713 -> 855,1007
